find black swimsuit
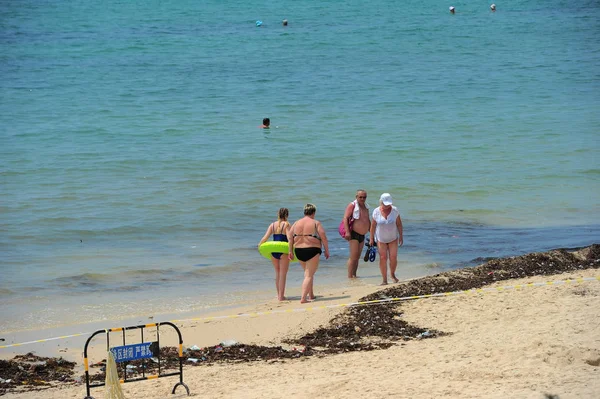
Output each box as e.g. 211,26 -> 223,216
271,222 -> 288,260
293,223 -> 322,262
350,230 -> 365,243
294,247 -> 322,262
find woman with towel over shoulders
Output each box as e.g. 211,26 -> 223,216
369,193 -> 404,285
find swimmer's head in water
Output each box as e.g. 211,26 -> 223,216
263,117 -> 270,127
282,19 -> 288,26
256,20 -> 262,27
449,6 -> 455,13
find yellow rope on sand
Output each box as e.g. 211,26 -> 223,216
105,351 -> 125,399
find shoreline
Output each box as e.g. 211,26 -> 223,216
1,245 -> 599,398
2,224 -> 598,336
0,256 -> 422,335
3,224 -> 598,334
0,279 -> 386,362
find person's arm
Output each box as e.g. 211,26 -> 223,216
342,202 -> 354,240
317,221 -> 329,259
369,210 -> 377,245
396,214 -> 404,247
287,222 -> 295,260
258,223 -> 273,247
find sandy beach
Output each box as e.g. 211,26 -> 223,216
2,248 -> 599,399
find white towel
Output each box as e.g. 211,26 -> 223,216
352,200 -> 369,220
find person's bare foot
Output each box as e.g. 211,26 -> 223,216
391,277 -> 399,283
380,281 -> 388,286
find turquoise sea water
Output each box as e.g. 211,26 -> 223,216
1,0 -> 599,333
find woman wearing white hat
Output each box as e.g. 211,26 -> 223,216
369,193 -> 404,285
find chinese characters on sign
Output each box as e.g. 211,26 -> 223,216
110,342 -> 159,363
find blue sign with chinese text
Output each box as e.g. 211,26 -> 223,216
110,341 -> 159,363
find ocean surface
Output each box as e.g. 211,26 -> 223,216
1,0 -> 599,335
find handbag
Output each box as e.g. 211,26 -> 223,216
338,217 -> 354,238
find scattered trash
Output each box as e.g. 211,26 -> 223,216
417,331 -> 431,339
187,358 -> 199,363
220,340 -> 237,347
187,345 -> 201,351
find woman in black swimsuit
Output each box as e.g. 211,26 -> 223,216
288,204 -> 329,303
258,208 -> 291,301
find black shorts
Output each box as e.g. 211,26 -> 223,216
350,230 -> 365,243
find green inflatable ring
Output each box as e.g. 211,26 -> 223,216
259,241 -> 296,262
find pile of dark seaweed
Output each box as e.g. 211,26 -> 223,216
0,353 -> 76,395
1,245 -> 598,395
288,244 -> 599,351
